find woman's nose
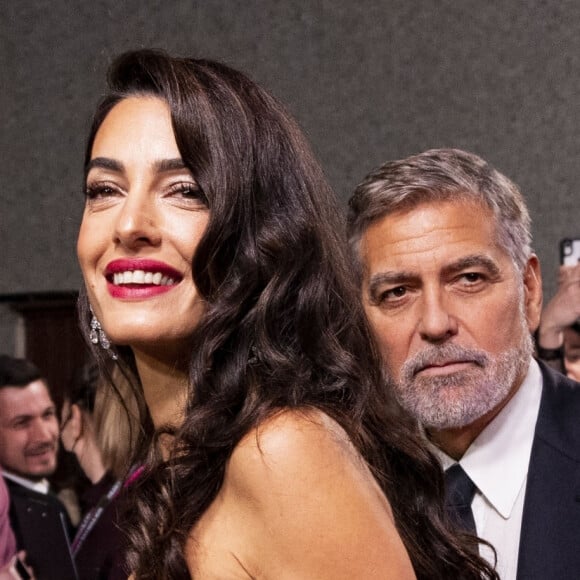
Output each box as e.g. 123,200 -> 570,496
114,191 -> 161,248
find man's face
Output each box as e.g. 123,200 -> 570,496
360,199 -> 542,432
0,380 -> 59,480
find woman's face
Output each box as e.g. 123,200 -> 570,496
60,399 -> 76,453
77,96 -> 209,359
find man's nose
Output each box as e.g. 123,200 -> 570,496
418,289 -> 458,343
31,418 -> 57,443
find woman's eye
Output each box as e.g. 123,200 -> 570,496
169,182 -> 208,205
84,183 -> 119,199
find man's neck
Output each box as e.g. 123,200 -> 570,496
429,381 -> 523,460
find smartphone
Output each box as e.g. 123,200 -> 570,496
12,557 -> 32,580
560,238 -> 580,266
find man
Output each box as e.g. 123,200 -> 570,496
348,148 -> 580,580
0,355 -> 73,577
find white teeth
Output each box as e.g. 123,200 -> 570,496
112,270 -> 176,286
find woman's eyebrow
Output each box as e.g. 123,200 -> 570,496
86,157 -> 124,173
154,158 -> 187,172
85,157 -> 189,179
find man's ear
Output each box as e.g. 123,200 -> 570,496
523,254 -> 543,332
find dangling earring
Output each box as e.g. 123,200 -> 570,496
89,309 -> 117,360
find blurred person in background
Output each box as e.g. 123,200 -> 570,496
0,355 -> 73,578
61,360 -> 140,580
536,263 -> 580,380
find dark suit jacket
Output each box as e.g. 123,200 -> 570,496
516,361 -> 580,579
4,477 -> 77,580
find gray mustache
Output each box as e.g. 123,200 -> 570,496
403,344 -> 489,378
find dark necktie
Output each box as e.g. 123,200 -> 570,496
444,463 -> 477,534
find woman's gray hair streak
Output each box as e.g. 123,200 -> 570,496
347,148 -> 532,279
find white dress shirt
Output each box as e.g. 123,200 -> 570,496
433,359 -> 543,580
2,470 -> 50,494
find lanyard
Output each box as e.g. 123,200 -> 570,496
71,478 -> 122,555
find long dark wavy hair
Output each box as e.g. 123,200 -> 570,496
78,49 -> 498,580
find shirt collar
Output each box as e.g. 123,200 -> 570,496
2,470 -> 50,494
434,358 -> 542,519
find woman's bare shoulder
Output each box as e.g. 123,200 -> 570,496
215,408 -> 416,579
227,408 -> 361,490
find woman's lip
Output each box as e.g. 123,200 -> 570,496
107,281 -> 178,299
105,259 -> 182,279
104,259 -> 184,299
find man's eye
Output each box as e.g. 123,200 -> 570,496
462,272 -> 483,283
379,286 -> 407,303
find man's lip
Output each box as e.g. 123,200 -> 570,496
416,360 -> 475,375
26,446 -> 55,457
105,259 -> 183,279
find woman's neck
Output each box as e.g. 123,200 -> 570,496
133,348 -> 190,431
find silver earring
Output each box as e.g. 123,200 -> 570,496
89,313 -> 117,360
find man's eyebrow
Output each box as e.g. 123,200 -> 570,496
9,413 -> 33,423
367,270 -> 418,299
366,254 -> 502,299
443,255 -> 501,277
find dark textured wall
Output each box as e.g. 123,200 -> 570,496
1,1 -> 579,351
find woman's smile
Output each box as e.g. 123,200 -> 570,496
105,258 -> 183,299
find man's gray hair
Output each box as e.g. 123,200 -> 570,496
347,148 -> 532,278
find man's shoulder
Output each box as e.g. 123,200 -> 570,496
535,360 -> 580,455
538,360 -> 580,405
3,475 -> 67,512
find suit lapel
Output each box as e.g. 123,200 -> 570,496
516,362 -> 580,580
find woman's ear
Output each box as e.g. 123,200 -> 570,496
69,403 -> 84,440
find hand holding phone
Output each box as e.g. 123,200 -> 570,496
0,553 -> 34,580
560,238 -> 580,266
11,554 -> 33,580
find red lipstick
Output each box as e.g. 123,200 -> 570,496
105,259 -> 182,278
105,259 -> 184,299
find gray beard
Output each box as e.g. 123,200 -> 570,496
391,331 -> 534,430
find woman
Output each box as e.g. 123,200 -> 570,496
77,49 -> 497,579
61,361 -> 140,579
